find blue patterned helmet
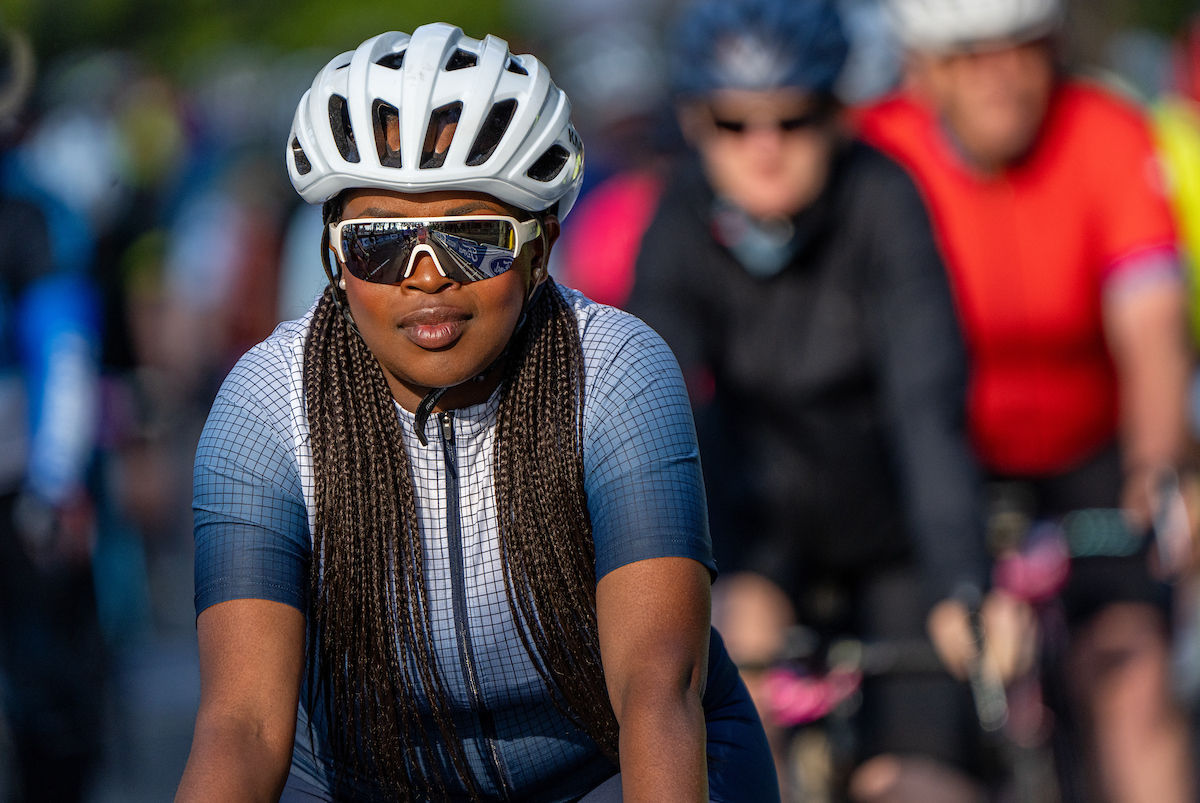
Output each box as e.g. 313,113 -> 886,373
671,0 -> 850,96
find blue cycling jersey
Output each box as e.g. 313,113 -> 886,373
193,286 -> 767,802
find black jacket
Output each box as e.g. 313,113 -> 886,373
626,141 -> 986,607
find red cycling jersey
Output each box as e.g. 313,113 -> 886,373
857,82 -> 1177,476
557,170 -> 664,309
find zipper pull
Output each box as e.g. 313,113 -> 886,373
440,411 -> 453,443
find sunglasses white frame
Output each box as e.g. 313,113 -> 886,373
329,214 -> 542,281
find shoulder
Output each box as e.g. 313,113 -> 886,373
560,284 -> 677,369
1058,80 -> 1150,126
841,139 -> 921,192
834,141 -> 931,232
558,284 -> 687,416
1050,80 -> 1156,153
855,93 -> 923,126
1045,82 -> 1169,213
202,305 -> 314,457
220,316 -> 307,408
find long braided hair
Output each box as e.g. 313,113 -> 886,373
302,197 -> 619,800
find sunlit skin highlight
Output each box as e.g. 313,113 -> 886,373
335,189 -> 557,413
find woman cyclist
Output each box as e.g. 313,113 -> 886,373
173,22 -> 777,803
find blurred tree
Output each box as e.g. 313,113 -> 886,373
0,0 -> 512,73
1127,0 -> 1199,36
1068,0 -> 1198,68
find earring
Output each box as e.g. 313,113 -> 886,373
338,277 -> 347,290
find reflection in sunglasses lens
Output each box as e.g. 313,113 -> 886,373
341,219 -> 521,284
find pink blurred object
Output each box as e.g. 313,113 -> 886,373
765,666 -> 862,727
992,525 -> 1071,603
557,170 -> 663,308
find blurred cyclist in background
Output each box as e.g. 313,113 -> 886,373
0,25 -> 106,803
625,0 -> 1013,799
858,1 -> 1194,800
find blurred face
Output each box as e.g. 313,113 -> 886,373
912,40 -> 1056,172
334,189 -> 555,411
679,88 -> 837,219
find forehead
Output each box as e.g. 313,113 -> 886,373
931,39 -> 1053,68
341,189 -> 520,219
704,87 -> 815,117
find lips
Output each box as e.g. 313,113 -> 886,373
398,306 -> 470,349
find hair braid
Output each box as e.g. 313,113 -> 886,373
303,205 -> 617,800
494,283 -> 620,759
304,288 -> 477,801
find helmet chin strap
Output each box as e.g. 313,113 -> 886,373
412,278 -> 546,446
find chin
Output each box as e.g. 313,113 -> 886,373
392,353 -> 472,390
980,129 -> 1041,168
970,109 -> 1045,167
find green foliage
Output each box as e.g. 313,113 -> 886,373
0,0 -> 512,74
1120,0 -> 1199,36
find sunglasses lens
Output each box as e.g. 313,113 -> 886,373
341,222 -> 419,283
713,118 -> 746,134
427,220 -> 519,282
340,219 -> 520,284
779,115 -> 816,132
711,111 -> 825,135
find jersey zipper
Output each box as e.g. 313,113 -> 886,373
439,411 -> 511,798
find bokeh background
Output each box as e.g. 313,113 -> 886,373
0,1 -> 1198,801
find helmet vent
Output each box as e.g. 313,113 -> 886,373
526,144 -> 570,182
466,99 -> 518,167
505,56 -> 528,76
328,94 -> 360,163
291,137 -> 312,175
445,49 -> 478,71
375,50 -> 405,70
372,100 -> 402,168
420,102 -> 462,169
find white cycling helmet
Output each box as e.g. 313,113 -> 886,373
287,23 -> 585,219
887,0 -> 1064,52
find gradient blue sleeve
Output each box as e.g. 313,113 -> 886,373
581,307 -> 714,581
193,359 -> 311,616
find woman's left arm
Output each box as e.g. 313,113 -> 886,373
597,556 -> 711,803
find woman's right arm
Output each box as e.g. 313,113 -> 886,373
175,599 -> 306,803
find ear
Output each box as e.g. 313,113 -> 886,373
528,214 -> 560,290
676,101 -> 711,148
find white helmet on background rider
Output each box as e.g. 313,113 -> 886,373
886,0 -> 1064,52
287,22 -> 585,218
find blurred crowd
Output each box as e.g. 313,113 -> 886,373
0,31 -> 328,803
2,0 -> 1200,801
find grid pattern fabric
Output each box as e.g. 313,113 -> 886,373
192,285 -> 713,802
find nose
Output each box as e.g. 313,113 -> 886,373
402,251 -> 455,293
743,124 -> 786,160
